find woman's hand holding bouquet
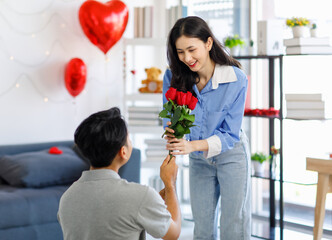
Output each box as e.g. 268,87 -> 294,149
159,87 -> 198,157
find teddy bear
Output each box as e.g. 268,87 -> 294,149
139,67 -> 163,93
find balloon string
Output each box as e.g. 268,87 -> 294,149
73,99 -> 78,122
105,54 -> 109,106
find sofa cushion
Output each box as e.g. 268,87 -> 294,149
0,147 -> 89,188
0,184 -> 69,229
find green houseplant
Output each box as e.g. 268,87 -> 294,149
251,152 -> 271,164
251,152 -> 271,176
224,34 -> 245,48
223,34 -> 245,56
310,22 -> 317,37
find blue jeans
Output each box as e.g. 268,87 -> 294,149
189,131 -> 251,240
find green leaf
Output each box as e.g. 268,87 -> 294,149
183,114 -> 195,122
165,101 -> 172,112
184,127 -> 191,134
170,107 -> 182,127
176,133 -> 184,139
159,109 -> 168,118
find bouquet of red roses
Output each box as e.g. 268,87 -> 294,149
159,87 -> 198,139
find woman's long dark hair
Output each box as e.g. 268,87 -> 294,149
167,16 -> 241,92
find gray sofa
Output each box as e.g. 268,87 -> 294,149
0,141 -> 141,240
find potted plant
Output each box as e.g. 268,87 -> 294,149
310,23 -> 317,37
248,39 -> 256,56
223,34 -> 245,56
286,17 -> 310,38
251,152 -> 271,176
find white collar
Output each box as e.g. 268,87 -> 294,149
211,65 -> 237,89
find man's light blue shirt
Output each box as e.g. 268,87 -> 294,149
162,64 -> 248,158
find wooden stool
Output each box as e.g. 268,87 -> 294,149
306,157 -> 332,240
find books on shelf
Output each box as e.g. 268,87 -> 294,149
128,119 -> 161,126
144,138 -> 168,161
285,93 -> 324,101
286,101 -> 325,109
134,6 -> 153,38
285,93 -> 331,119
129,112 -> 159,119
128,106 -> 162,126
286,109 -> 331,119
286,45 -> 332,55
128,106 -> 161,113
166,5 -> 182,36
283,37 -> 330,47
146,149 -> 169,157
144,138 -> 166,146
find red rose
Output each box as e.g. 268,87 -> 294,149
165,87 -> 177,101
176,91 -> 186,105
188,96 -> 198,110
185,91 -> 193,106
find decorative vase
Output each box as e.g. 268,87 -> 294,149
270,155 -> 277,178
292,26 -> 305,38
230,46 -> 240,56
252,161 -> 265,176
310,28 -> 317,37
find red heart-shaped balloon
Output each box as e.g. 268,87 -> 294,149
49,147 -> 63,155
65,58 -> 87,97
79,0 -> 129,54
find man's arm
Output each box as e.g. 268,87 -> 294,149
160,155 -> 181,240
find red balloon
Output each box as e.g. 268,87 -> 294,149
65,58 -> 87,97
79,0 -> 129,54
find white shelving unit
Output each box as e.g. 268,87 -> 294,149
122,0 -> 191,220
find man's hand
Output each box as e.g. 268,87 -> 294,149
159,188 -> 165,200
160,155 -> 178,189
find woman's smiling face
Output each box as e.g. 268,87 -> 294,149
175,35 -> 212,72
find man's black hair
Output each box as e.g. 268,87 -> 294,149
74,107 -> 128,168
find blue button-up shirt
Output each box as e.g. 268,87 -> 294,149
163,64 -> 248,158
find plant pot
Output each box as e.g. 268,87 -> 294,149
310,28 -> 317,37
230,46 -> 240,56
292,26 -> 305,38
252,161 -> 265,176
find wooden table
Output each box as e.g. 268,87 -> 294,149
306,157 -> 332,240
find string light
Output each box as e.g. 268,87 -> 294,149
3,0 -> 54,15
0,11 -> 83,39
0,73 -> 111,103
3,0 -> 77,16
0,38 -> 68,67
0,0 -> 113,105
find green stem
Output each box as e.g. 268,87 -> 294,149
168,150 -> 173,162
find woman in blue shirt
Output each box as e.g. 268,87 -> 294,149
163,16 -> 251,240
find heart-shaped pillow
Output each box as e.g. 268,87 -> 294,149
49,146 -> 63,155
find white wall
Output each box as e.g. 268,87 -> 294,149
0,0 -> 126,144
